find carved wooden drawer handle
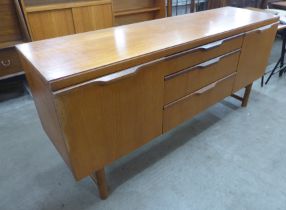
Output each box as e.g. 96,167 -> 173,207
197,57 -> 220,69
164,34 -> 242,62
256,23 -> 278,33
91,58 -> 165,86
93,67 -> 139,85
194,82 -> 218,95
54,57 -> 166,94
165,40 -> 224,60
1,60 -> 11,67
200,40 -> 224,50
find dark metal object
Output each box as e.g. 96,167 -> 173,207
265,29 -> 286,85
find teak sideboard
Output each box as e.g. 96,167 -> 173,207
17,7 -> 278,199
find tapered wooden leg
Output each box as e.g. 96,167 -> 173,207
241,83 -> 253,107
91,168 -> 108,199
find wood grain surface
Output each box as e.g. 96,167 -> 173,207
16,7 -> 278,91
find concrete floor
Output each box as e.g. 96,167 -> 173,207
1,39 -> 286,210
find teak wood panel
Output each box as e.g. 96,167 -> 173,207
164,50 -> 240,104
114,12 -> 156,26
0,0 -> 22,43
16,7 -> 279,91
72,4 -> 113,33
163,73 -> 236,132
23,0 -> 112,11
154,0 -> 165,18
20,56 -> 72,170
53,60 -> 165,180
27,9 -> 75,41
112,0 -> 157,11
0,48 -> 22,78
112,0 -> 165,26
233,23 -> 278,91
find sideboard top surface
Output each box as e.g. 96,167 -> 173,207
16,7 -> 278,91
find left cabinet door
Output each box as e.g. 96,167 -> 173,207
53,60 -> 165,180
72,4 -> 113,33
27,9 -> 75,41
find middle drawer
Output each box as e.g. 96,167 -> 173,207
163,73 -> 236,133
164,50 -> 240,104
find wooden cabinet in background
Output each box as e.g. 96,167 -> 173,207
72,4 -> 113,33
0,48 -> 22,79
0,0 -> 22,43
27,9 -> 75,41
20,0 -> 114,41
19,0 -> 166,41
0,0 -> 29,80
113,0 -> 166,26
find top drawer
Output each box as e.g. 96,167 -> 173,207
164,34 -> 243,76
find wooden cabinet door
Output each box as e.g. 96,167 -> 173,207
72,4 -> 113,33
233,23 -> 278,91
27,9 -> 75,41
54,60 -> 164,180
0,0 -> 22,43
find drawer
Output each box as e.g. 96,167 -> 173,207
0,48 -> 22,78
164,34 -> 243,76
164,50 -> 240,104
163,73 -> 236,132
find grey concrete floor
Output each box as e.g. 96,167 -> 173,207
1,39 -> 286,210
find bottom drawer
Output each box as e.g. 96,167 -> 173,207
0,47 -> 22,79
163,73 -> 236,132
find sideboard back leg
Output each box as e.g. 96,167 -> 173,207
241,83 -> 253,107
90,168 -> 108,200
231,83 -> 253,107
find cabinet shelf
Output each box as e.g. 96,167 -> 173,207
0,41 -> 24,50
0,72 -> 25,81
24,0 -> 111,13
21,0 -> 165,40
114,7 -> 161,17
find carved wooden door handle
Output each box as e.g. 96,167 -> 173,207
194,82 -> 217,95
1,60 -> 11,67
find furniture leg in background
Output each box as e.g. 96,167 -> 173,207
167,0 -> 172,16
265,27 -> 286,84
231,83 -> 253,107
90,168 -> 108,200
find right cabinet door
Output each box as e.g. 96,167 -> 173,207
233,23 -> 278,92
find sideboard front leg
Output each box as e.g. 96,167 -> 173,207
91,168 -> 108,200
241,83 -> 253,107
